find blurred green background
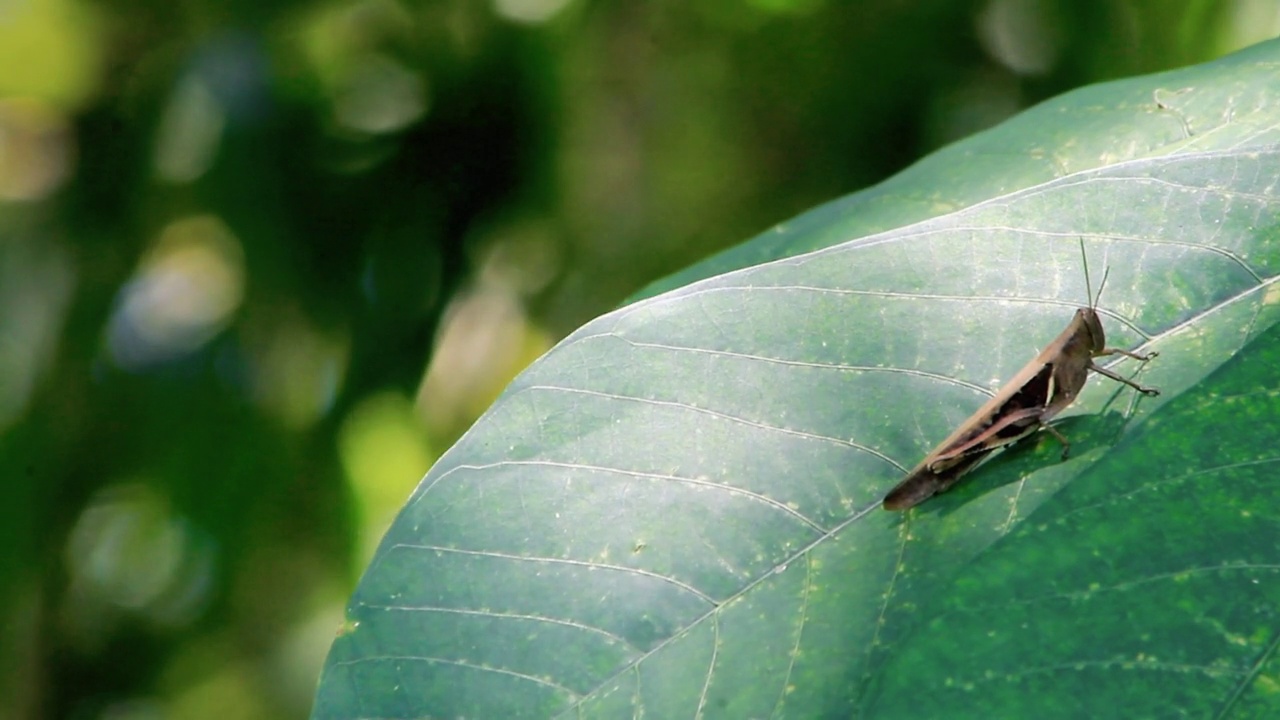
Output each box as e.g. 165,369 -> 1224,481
1,0 -> 1275,717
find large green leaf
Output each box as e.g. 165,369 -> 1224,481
313,40 -> 1280,719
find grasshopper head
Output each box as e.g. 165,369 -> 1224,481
1078,307 -> 1106,354
1078,239 -> 1109,354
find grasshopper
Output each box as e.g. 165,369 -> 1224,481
881,241 -> 1159,511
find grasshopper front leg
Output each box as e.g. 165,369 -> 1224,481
1087,360 -> 1160,396
1100,347 -> 1159,362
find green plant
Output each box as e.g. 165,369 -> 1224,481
312,40 -> 1280,719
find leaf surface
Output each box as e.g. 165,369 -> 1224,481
313,40 -> 1280,719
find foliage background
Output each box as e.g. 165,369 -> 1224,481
1,0 -> 1276,718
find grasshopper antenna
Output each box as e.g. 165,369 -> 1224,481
1078,237 -> 1109,309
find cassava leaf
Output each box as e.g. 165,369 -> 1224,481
312,40 -> 1280,719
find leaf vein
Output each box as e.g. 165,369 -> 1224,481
390,542 -> 719,605
437,459 -> 831,533
520,384 -> 907,473
1214,625 -> 1280,719
600,334 -> 994,396
771,554 -> 812,718
330,654 -> 582,697
694,613 -> 720,719
360,603 -> 641,652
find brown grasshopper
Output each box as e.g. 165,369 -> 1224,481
881,243 -> 1159,511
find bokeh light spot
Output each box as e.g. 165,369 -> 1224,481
107,215 -> 246,369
